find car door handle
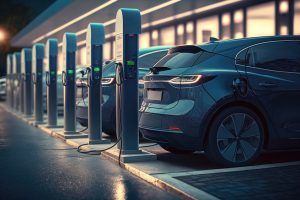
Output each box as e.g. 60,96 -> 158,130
258,82 -> 278,88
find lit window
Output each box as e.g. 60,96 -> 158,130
234,10 -> 244,38
176,24 -> 184,45
197,15 -> 219,43
58,51 -> 63,72
80,47 -> 86,66
103,42 -> 111,61
113,41 -> 116,59
221,13 -> 231,40
186,21 -> 194,44
151,30 -> 159,46
278,0 -> 290,35
247,2 -> 275,37
177,24 -> 184,35
161,26 -> 175,45
139,32 -> 150,48
280,0 -> 289,13
294,0 -> 300,34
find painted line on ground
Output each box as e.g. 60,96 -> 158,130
162,161 -> 300,178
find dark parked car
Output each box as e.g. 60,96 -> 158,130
76,46 -> 170,135
139,36 -> 300,166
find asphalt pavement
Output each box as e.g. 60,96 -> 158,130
0,106 -> 178,200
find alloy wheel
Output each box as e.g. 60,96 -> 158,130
216,113 -> 261,163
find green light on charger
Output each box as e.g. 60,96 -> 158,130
127,60 -> 135,66
50,71 -> 55,75
93,67 -> 100,72
67,69 -> 74,75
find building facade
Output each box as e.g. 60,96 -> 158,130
11,0 -> 300,71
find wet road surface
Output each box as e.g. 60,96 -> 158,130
0,106 -> 178,200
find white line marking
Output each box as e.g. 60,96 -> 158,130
155,173 -> 220,200
163,161 -> 300,178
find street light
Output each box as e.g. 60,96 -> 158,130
0,29 -> 7,42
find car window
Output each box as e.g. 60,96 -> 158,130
235,48 -> 248,65
138,50 -> 167,69
250,41 -> 300,73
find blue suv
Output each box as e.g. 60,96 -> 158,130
139,36 -> 300,166
76,46 -> 170,135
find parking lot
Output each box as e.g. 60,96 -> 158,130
2,103 -> 300,200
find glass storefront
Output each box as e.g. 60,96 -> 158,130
247,2 -> 275,37
160,26 -> 175,45
97,0 -> 300,61
295,0 -> 300,34
197,15 -> 219,43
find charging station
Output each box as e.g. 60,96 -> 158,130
32,44 -> 45,125
20,50 -> 26,114
21,48 -> 33,118
6,54 -> 12,108
13,52 -> 21,112
86,23 -> 110,144
45,39 -> 60,128
61,32 -> 86,138
114,8 -> 156,162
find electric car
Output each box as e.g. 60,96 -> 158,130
139,36 -> 300,166
76,46 -> 171,135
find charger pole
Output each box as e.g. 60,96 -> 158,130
86,23 -> 110,144
13,52 -> 21,112
32,44 -> 45,124
115,8 -> 141,153
21,48 -> 33,118
6,54 -> 12,108
62,33 -> 77,135
45,39 -> 59,127
112,8 -> 156,163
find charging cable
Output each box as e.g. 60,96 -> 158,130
45,71 -> 50,86
77,137 -> 122,155
32,73 -> 36,84
62,71 -> 67,86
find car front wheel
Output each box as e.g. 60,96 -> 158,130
205,106 -> 264,167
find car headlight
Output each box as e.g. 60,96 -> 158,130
102,77 -> 115,85
138,79 -> 145,85
169,75 -> 202,85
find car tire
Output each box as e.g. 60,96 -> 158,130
160,145 -> 195,154
204,106 -> 264,167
